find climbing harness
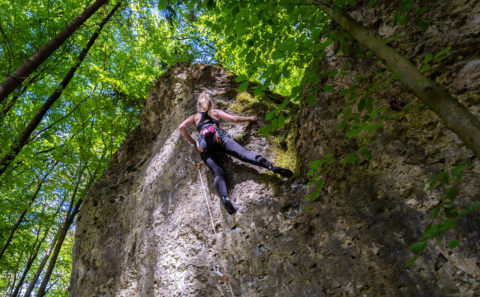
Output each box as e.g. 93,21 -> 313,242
195,125 -> 228,153
185,156 -> 236,297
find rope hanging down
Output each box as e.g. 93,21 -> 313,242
185,156 -> 235,297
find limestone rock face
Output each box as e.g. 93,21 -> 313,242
70,64 -> 312,297
70,62 -> 480,297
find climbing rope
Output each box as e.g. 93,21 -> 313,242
185,156 -> 235,297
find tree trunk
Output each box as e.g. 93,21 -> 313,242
0,0 -> 109,102
11,197 -> 66,297
0,65 -> 48,121
0,0 -> 123,178
316,3 -> 480,160
22,227 -> 60,297
5,246 -> 26,296
24,162 -> 85,297
35,169 -> 86,297
0,161 -> 57,260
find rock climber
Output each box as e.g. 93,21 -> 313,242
179,92 -> 293,215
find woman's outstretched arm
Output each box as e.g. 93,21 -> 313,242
214,109 -> 257,123
179,115 -> 196,145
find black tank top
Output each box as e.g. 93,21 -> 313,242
196,111 -> 219,132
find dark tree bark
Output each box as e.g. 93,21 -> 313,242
315,2 -> 480,160
0,0 -> 123,178
11,197 -> 66,297
35,165 -> 87,297
0,0 -> 109,102
5,247 -> 26,296
22,227 -> 60,297
0,161 -> 57,261
0,61 -> 53,121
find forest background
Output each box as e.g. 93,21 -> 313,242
1,0 -> 479,296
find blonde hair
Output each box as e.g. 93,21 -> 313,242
197,92 -> 214,112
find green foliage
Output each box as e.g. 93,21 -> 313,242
305,154 -> 336,202
407,164 -> 479,266
393,0 -> 431,30
420,46 -> 452,73
0,0 -> 196,294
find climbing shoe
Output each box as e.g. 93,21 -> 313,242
221,196 -> 237,215
269,166 -> 293,178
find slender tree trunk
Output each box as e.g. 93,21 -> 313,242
22,227 -> 60,297
9,228 -> 43,297
316,2 -> 480,160
0,1 -> 123,178
35,167 -> 86,297
0,0 -> 109,102
6,246 -> 25,296
11,197 -> 66,297
0,161 -> 57,260
11,229 -> 48,297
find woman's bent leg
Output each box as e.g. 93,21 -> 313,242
222,137 -> 272,168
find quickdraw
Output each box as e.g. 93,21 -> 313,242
214,266 -> 229,281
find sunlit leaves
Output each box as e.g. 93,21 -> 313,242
0,0 -> 195,294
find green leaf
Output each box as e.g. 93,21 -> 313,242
357,97 -> 365,112
323,85 -> 335,92
309,159 -> 322,169
272,50 -> 285,60
235,74 -> 247,82
282,67 -> 291,79
231,5 -> 239,16
266,111 -> 276,121
254,85 -> 264,97
249,13 -> 259,26
447,240 -> 459,249
342,153 -> 355,167
259,125 -> 270,137
421,64 -> 431,72
409,241 -> 427,252
328,70 -> 339,77
346,126 -> 362,138
434,46 -> 451,62
158,0 -> 168,10
277,40 -> 290,52
445,187 -> 459,201
246,51 -> 255,63
278,113 -> 285,129
392,73 -> 403,80
305,95 -> 316,106
206,0 -> 216,9
341,88 -> 358,95
444,207 -> 459,218
238,81 -> 249,92
366,121 -> 382,131
424,54 -> 433,63
337,119 -> 347,130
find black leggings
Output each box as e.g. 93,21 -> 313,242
200,135 -> 272,198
